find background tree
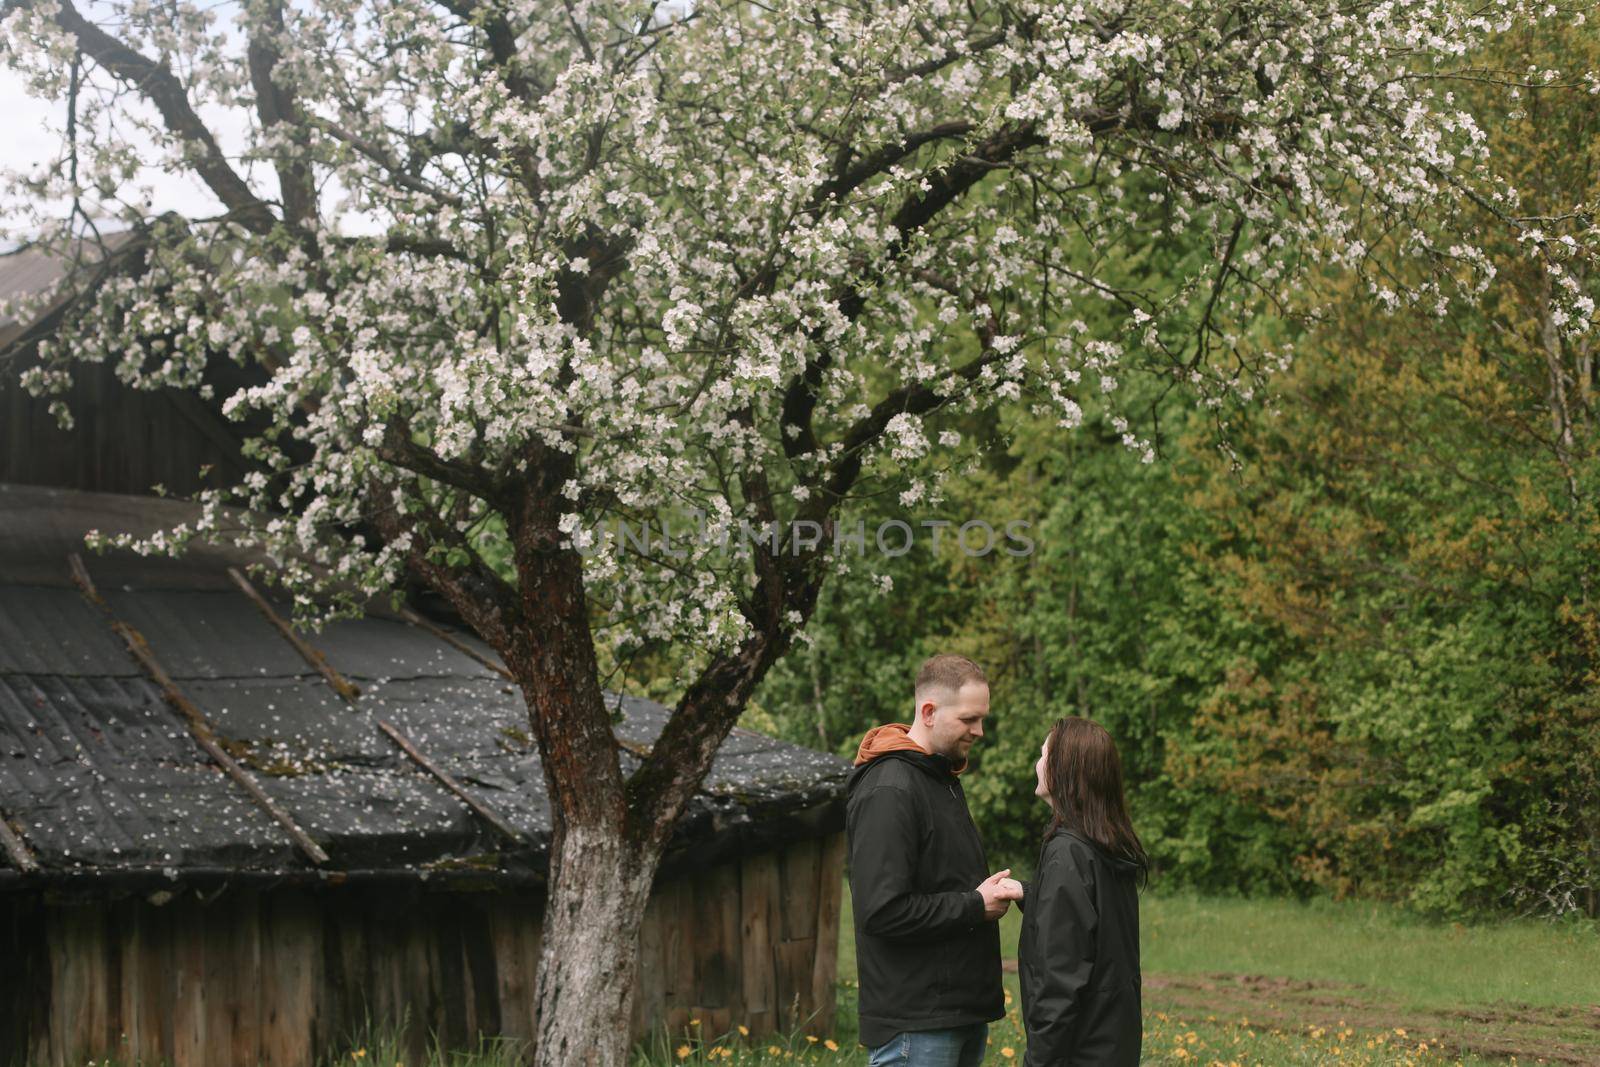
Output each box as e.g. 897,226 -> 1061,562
756,18 -> 1600,920
1175,16 -> 1600,917
2,0 -> 1589,1060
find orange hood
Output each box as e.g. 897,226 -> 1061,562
852,722 -> 967,774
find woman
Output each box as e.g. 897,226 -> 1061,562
1017,716 -> 1147,1066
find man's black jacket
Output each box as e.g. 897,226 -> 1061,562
1017,829 -> 1142,1066
846,750 -> 1003,1048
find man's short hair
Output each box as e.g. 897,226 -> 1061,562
914,653 -> 987,697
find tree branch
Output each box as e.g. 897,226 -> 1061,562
307,115 -> 467,208
322,232 -> 471,261
779,121 -> 1043,464
20,0 -> 280,235
812,346 -> 1010,516
433,0 -> 547,200
377,420 -> 504,502
807,120 -> 975,214
434,0 -> 541,98
246,0 -> 317,230
364,478 -> 522,652
624,630 -> 783,850
626,125 -> 1045,839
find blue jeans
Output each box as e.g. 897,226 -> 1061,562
867,1023 -> 989,1067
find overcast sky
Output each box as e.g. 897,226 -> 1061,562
1,67 -> 235,244
1,58 -> 382,244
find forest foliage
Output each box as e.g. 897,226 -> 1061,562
745,23 -> 1600,919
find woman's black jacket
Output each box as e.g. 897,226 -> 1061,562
1017,828 -> 1142,1066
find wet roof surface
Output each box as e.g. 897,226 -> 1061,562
0,486 -> 850,888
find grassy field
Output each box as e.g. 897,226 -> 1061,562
638,885 -> 1598,1067
836,888 -> 1600,1009
1130,893 -> 1600,1066
1142,895 -> 1600,1010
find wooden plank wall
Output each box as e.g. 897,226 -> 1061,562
630,831 -> 846,1045
5,832 -> 847,1066
1,357 -> 248,499
0,894 -> 50,1067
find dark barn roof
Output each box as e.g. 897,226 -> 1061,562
0,484 -> 849,895
3,235 -> 273,500
0,233 -> 138,347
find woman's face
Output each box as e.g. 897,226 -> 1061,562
1034,735 -> 1051,805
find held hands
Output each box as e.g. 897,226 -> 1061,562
977,868 -> 1024,920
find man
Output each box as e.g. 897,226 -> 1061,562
847,653 -> 1022,1067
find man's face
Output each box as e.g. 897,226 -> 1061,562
918,681 -> 991,761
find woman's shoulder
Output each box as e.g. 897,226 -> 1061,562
1041,828 -> 1099,866
1046,828 -> 1146,885
1047,828 -> 1129,869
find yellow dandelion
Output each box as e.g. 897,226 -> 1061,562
825,1039 -> 839,1051
738,1025 -> 749,1037
805,1035 -> 818,1044
352,1052 -> 367,1062
1000,1048 -> 1015,1059
676,1045 -> 691,1060
768,1047 -> 781,1055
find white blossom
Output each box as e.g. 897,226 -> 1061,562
2,0 -> 1586,650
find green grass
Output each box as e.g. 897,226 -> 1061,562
843,882 -> 1600,1006
630,976 -> 1505,1066
825,882 -> 1600,1066
1141,892 -> 1600,1010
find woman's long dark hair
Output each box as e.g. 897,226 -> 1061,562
1043,716 -> 1148,882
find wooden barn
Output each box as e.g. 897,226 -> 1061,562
0,247 -> 851,1066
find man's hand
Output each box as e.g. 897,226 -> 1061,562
977,868 -> 1023,920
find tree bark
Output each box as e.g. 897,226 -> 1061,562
498,487 -> 656,1067
530,819 -> 658,1067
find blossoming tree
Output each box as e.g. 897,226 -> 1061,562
3,0 -> 1591,1060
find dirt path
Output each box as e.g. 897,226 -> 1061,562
1141,972 -> 1600,1065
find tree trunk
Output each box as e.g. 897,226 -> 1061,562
430,469 -> 811,1065
531,819 -> 659,1067
1539,269 -> 1582,511
491,486 -> 642,1066
809,643 -> 829,751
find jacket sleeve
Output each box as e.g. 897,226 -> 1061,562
1022,844 -> 1098,1067
849,785 -> 985,940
